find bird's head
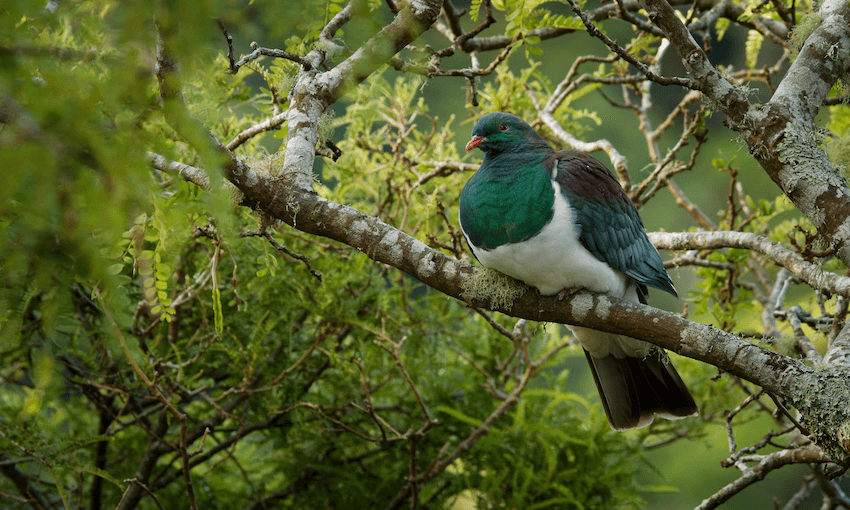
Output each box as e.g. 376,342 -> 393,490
465,112 -> 550,154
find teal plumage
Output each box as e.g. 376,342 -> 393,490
460,112 -> 697,430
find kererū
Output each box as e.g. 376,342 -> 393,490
459,112 -> 698,430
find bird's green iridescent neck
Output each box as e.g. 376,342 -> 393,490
460,152 -> 554,249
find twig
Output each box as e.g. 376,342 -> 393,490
667,179 -> 717,230
699,446 -> 833,510
408,434 -> 420,510
279,402 -> 384,443
148,152 -> 211,190
320,0 -> 359,43
809,463 -> 850,507
667,252 -> 734,271
369,329 -> 435,426
564,0 -> 694,88
351,359 -> 397,442
772,269 -> 795,312
614,0 -> 664,36
633,99 -> 707,205
263,231 -> 322,281
225,112 -> 287,151
756,268 -> 786,341
773,309 -> 833,329
0,452 -> 51,510
444,338 -> 507,399
469,306 -> 514,340
439,0 -> 465,39
724,388 -> 765,462
225,42 -> 310,74
785,306 -> 824,364
527,85 -> 629,179
765,391 -> 811,435
434,0 -> 495,58
217,20 -> 235,70
240,230 -> 323,281
780,475 -> 817,510
428,36 -> 518,78
323,139 -> 343,161
831,296 -> 849,341
119,479 -> 165,510
826,327 -> 850,376
648,231 -> 850,298
272,334 -> 324,385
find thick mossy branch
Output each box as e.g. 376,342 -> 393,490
777,121 -> 836,185
791,370 -> 850,458
776,119 -> 845,230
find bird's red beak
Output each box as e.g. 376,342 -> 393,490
465,135 -> 485,152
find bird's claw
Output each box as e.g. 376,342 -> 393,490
554,287 -> 582,305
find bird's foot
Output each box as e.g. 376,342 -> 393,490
554,287 -> 583,305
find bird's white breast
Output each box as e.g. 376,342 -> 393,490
469,182 -> 630,297
465,182 -> 652,358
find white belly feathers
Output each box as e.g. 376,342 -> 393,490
466,182 -> 653,359
469,182 -> 629,298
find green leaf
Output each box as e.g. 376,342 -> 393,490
526,45 -> 543,57
470,0 -> 483,21
715,17 -> 730,41
70,464 -> 124,489
436,405 -> 484,427
48,465 -> 71,510
745,29 -> 764,69
212,287 -> 223,334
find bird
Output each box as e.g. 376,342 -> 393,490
459,112 -> 698,430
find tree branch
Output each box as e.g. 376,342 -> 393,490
280,0 -> 442,190
148,152 -> 210,189
567,0 -> 694,87
648,231 -> 850,298
220,168 -> 850,453
527,86 -> 629,179
644,0 -> 850,266
224,42 -> 311,74
697,446 -> 833,510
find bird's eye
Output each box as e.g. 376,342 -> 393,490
498,123 -> 508,132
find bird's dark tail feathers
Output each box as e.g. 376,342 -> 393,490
584,348 -> 698,430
